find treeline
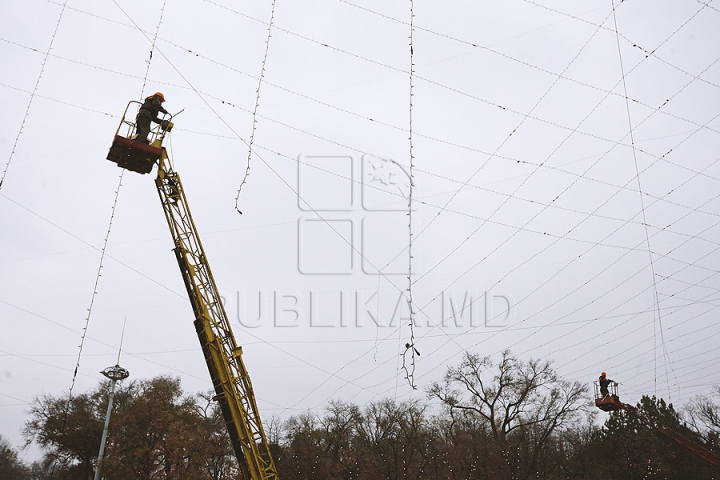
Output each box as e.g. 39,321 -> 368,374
2,350 -> 719,479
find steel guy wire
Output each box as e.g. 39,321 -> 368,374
542,275 -> 720,376
0,0 -> 69,191
246,138 -> 720,276
156,35 -> 720,176
536,241 -> 720,364
564,288 -> 720,379
44,0 -> 720,135
521,0 -> 720,92
12,120 -> 716,372
2,76 -> 717,280
207,118 -> 720,232
632,350 -> 720,394
197,11 -> 720,300
0,72 -> 720,242
110,0 -> 392,282
113,2 -> 476,409
387,196 -> 720,393
696,0 -> 720,15
113,149 -> 388,404
237,303 -> 712,344
559,282 -> 720,381
284,295 -> 716,407
0,80 -> 119,118
6,25 -> 720,158
626,317 -> 720,381
657,292 -> 720,308
8,1 -> 716,406
3,274 -> 382,409
408,101 -> 720,347
0,288 -> 338,406
405,134 -> 720,366
338,0 -> 720,133
0,295 -> 292,410
204,88 -> 720,243
110,1 -> 406,284
4,31 -> 720,193
67,0 -> 165,405
5,0 -> 716,416
0,392 -> 30,406
204,0 -> 720,152
659,277 -> 720,296
611,0 -> 677,399
383,9 -> 613,281
336,298 -> 720,406
473,91 -> 720,347
0,192 -> 189,299
493,211 -> 720,375
7,64 -> 713,232
610,326 -> 720,396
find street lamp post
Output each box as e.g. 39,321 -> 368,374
94,364 -> 130,480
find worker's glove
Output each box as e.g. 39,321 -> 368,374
161,120 -> 170,131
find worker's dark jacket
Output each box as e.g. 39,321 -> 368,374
599,377 -> 612,395
137,95 -> 167,123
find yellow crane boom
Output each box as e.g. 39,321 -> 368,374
156,156 -> 279,480
106,105 -> 279,479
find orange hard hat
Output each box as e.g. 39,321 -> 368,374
601,372 -> 607,376
154,92 -> 165,102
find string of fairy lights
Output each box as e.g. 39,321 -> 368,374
1,0 -> 719,420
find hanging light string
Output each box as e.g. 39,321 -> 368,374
235,0 -> 278,214
0,0 -> 69,191
139,0 -> 168,99
401,0 -> 418,390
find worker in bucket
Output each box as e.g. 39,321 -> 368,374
135,92 -> 169,143
599,371 -> 613,397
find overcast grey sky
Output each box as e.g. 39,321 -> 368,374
2,0 -> 720,462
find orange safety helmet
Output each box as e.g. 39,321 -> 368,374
601,371 -> 607,377
154,92 -> 165,102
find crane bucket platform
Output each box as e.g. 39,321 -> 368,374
593,380 -> 623,412
107,135 -> 162,174
106,100 -> 171,174
593,382 -> 720,471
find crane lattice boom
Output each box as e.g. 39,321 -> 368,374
106,105 -> 278,479
154,156 -> 279,480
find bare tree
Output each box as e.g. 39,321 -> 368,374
321,400 -> 362,479
23,390 -> 106,480
0,434 -> 30,479
23,376 -> 235,480
687,386 -> 720,446
354,399 -> 430,480
427,350 -> 588,480
281,411 -> 331,479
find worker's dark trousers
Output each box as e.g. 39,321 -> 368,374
135,115 -> 152,143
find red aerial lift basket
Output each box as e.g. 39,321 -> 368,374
106,135 -> 162,174
593,380 -> 623,412
595,394 -> 623,412
106,100 -> 172,175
